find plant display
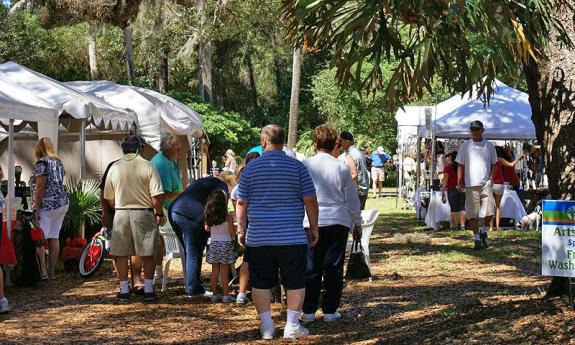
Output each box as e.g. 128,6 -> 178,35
62,179 -> 101,238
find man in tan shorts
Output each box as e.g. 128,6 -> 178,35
455,120 -> 497,250
104,135 -> 165,302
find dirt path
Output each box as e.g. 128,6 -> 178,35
2,201 -> 574,344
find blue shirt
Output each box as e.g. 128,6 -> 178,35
151,151 -> 183,209
237,149 -> 316,247
169,177 -> 228,222
370,151 -> 391,167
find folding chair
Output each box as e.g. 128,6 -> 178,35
159,225 -> 187,292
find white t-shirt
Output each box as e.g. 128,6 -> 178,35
455,139 -> 497,187
230,185 -> 238,202
209,221 -> 231,241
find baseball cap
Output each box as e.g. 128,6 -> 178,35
340,131 -> 354,141
469,120 -> 484,130
377,146 -> 385,154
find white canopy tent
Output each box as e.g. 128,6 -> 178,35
65,81 -> 203,151
0,75 -> 60,241
434,80 -> 536,140
0,62 -> 136,178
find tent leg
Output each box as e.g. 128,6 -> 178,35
7,119 -> 14,241
80,118 -> 86,180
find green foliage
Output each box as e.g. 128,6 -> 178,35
62,179 -> 102,236
283,0 -> 568,108
167,92 -> 260,160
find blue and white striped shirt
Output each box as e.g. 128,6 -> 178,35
237,149 -> 316,247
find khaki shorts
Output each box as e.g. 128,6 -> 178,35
371,167 -> 385,182
465,182 -> 495,220
110,209 -> 159,257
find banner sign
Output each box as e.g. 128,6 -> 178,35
542,200 -> 575,277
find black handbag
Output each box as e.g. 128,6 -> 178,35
345,240 -> 371,280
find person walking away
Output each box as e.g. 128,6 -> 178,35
104,135 -> 165,302
301,124 -> 362,323
441,152 -> 466,230
223,149 -> 238,173
150,134 -> 183,282
236,124 -> 319,339
168,177 -> 229,298
370,146 -> 391,198
491,146 -> 523,231
339,131 -> 369,210
455,121 -> 497,250
31,137 -> 69,280
204,190 -> 236,303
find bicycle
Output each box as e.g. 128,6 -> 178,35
78,228 -> 110,277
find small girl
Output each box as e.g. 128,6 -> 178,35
204,189 -> 236,303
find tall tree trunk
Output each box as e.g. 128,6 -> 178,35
158,45 -> 168,93
287,47 -> 302,149
87,20 -> 99,80
246,49 -> 259,110
271,35 -> 283,95
123,22 -> 136,85
523,2 -> 575,298
197,0 -> 213,104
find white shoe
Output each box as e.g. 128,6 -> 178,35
300,313 -> 316,323
323,311 -> 341,323
236,293 -> 248,305
260,323 -> 276,340
283,323 -> 309,339
0,298 -> 10,313
222,295 -> 235,303
187,290 -> 213,299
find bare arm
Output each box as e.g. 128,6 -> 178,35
345,154 -> 358,181
33,175 -> 46,210
236,199 -> 248,247
100,189 -> 114,228
151,195 -> 164,226
457,164 -> 464,191
499,157 -> 523,168
303,195 -> 319,247
204,223 -> 210,232
227,214 -> 235,236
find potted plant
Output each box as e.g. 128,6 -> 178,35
62,179 -> 101,238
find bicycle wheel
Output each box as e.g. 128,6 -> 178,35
78,238 -> 106,277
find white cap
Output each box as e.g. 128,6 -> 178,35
377,146 -> 384,154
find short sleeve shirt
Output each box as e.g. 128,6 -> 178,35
348,146 -> 369,195
236,150 -> 316,247
30,157 -> 69,210
104,155 -> 164,209
455,139 -> 497,187
151,151 -> 183,209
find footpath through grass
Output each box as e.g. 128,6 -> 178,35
1,196 -> 574,344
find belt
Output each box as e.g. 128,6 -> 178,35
116,208 -> 153,211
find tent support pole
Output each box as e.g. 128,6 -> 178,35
7,119 -> 14,241
80,118 -> 86,180
415,135 -> 421,219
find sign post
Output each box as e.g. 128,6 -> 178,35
542,200 -> 575,309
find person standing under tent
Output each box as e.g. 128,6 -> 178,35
30,137 -> 69,280
370,146 -> 391,198
339,131 -> 369,210
441,151 -> 466,230
104,135 -> 165,302
491,146 -> 523,231
455,121 -> 497,250
236,124 -> 319,339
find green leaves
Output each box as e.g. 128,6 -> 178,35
282,0 -> 567,108
62,179 -> 101,236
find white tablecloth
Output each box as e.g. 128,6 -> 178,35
423,187 -> 527,229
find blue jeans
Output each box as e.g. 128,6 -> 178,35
170,212 -> 208,296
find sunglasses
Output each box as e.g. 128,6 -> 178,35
470,128 -> 482,132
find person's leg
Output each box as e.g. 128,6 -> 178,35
130,256 -> 144,288
239,262 -> 249,294
220,264 -> 230,296
321,226 -> 349,315
287,288 -> 306,313
303,228 -> 328,316
494,193 -> 502,230
36,246 -> 48,278
210,264 -> 219,296
459,211 -> 466,229
114,256 -> 130,289
47,238 -> 59,278
171,213 -> 205,296
278,244 -> 309,337
0,265 -> 4,298
248,246 -> 277,338
371,168 -> 378,197
0,266 -> 9,312
253,288 -> 272,314
154,237 -> 165,278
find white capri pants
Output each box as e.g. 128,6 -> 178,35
39,204 -> 69,239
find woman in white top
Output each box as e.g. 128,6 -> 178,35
301,124 -> 363,323
223,149 -> 237,173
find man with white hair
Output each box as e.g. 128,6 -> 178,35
370,146 -> 391,198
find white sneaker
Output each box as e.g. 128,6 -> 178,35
300,313 -> 316,323
236,293 -> 248,305
323,311 -> 341,323
210,295 -> 222,303
283,323 -> 309,339
222,295 -> 234,303
260,323 -> 276,340
187,290 -> 213,299
0,298 -> 10,313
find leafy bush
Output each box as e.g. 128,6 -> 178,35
168,92 -> 260,161
62,179 -> 101,237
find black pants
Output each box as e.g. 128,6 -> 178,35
359,194 -> 367,210
303,225 -> 349,314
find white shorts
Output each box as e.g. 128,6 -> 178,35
371,167 -> 385,182
492,183 -> 504,195
39,204 -> 69,239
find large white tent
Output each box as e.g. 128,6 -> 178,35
434,80 -> 536,139
65,81 -> 203,151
